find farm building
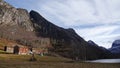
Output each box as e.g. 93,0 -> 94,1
19,46 -> 29,55
4,45 -> 50,55
5,46 -> 14,53
0,38 -> 52,55
4,45 -> 29,55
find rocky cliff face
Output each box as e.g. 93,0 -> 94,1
0,0 -> 42,48
0,0 -> 33,31
0,0 -> 110,60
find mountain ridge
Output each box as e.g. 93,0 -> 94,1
29,10 -> 109,60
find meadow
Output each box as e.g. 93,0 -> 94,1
0,54 -> 120,68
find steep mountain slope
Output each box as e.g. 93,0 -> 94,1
30,10 -> 108,60
0,0 -> 109,60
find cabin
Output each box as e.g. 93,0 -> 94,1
17,46 -> 29,55
5,46 -> 14,53
4,45 -> 29,55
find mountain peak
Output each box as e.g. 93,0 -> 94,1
30,10 -> 46,23
109,39 -> 120,55
88,40 -> 98,46
67,28 -> 75,33
112,39 -> 120,47
0,0 -> 13,8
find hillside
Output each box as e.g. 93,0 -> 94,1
29,10 -> 107,60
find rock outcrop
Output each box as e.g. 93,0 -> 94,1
0,0 -> 33,31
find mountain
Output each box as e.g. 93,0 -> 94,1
109,40 -> 120,58
88,40 -> 99,46
109,39 -> 120,54
88,40 -> 110,53
30,10 -> 109,60
0,0 -> 110,60
88,40 -> 112,59
111,39 -> 120,48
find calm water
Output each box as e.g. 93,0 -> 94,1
87,59 -> 120,63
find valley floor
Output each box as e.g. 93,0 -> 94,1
0,54 -> 120,68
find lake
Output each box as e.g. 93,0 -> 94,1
87,59 -> 120,63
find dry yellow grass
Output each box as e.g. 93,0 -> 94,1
0,54 -> 120,68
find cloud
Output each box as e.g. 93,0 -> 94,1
36,0 -> 120,26
76,25 -> 119,37
75,25 -> 120,48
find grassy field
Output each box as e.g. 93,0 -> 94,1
0,54 -> 120,68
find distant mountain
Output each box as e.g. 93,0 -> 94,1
109,46 -> 120,54
108,40 -> 120,58
0,0 -> 112,60
109,39 -> 120,54
112,40 -> 120,48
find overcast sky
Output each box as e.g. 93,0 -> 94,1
5,0 -> 120,48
